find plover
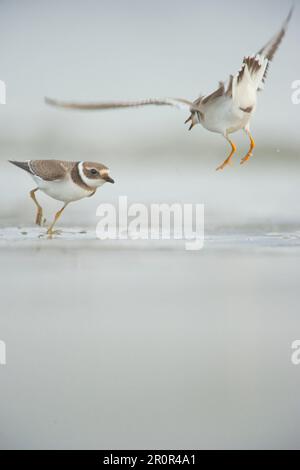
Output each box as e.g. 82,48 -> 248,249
9,160 -> 114,236
45,8 -> 293,171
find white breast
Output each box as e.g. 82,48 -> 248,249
31,174 -> 93,202
201,95 -> 253,135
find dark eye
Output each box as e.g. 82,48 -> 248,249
90,169 -> 97,175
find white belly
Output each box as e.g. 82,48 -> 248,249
32,175 -> 92,202
201,96 -> 254,135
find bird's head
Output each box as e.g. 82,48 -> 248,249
80,161 -> 115,188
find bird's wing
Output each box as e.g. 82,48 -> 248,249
9,159 -> 70,181
228,7 -> 293,111
256,6 -> 293,88
45,96 -> 201,113
230,7 -> 293,100
200,82 -> 226,105
30,160 -> 74,181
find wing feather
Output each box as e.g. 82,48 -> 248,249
45,96 -> 198,112
230,6 -> 293,106
9,160 -> 34,174
257,6 -> 293,87
30,160 -> 74,181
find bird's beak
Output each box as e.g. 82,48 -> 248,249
185,115 -> 195,131
104,175 -> 115,184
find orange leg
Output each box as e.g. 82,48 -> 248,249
30,188 -> 45,226
241,130 -> 256,165
216,137 -> 237,171
47,203 -> 69,238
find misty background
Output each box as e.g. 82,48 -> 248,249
0,0 -> 300,451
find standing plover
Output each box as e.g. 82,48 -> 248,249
9,160 -> 114,236
45,8 -> 293,171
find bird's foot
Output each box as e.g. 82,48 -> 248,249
216,159 -> 233,171
240,153 -> 252,165
46,228 -> 62,239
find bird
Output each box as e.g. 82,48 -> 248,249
9,160 -> 115,236
45,8 -> 293,171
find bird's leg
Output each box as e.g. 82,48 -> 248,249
47,203 -> 69,238
216,137 -> 237,171
241,129 -> 256,165
30,188 -> 45,226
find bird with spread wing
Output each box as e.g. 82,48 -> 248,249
45,8 -> 293,171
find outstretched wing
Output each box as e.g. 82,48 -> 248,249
257,6 -> 293,87
227,7 -> 293,111
45,96 -> 198,112
231,7 -> 293,98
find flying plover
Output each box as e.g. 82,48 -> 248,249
45,8 -> 293,171
9,160 -> 114,236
